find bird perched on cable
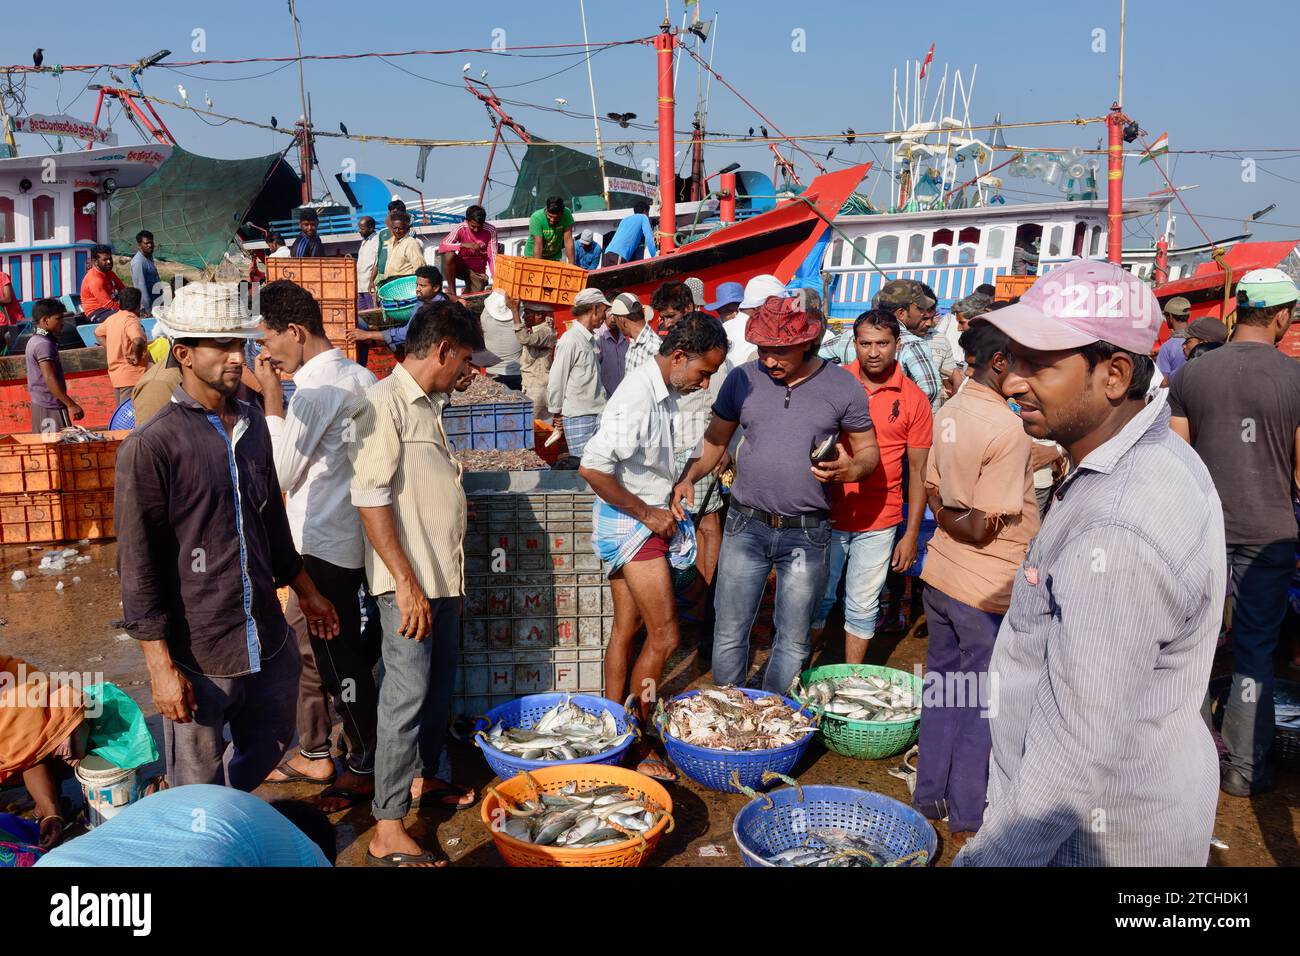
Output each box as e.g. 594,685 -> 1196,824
462,62 -> 472,72
339,122 -> 349,137
827,147 -> 835,160
480,70 -> 488,80
177,84 -> 188,103
748,127 -> 755,137
555,98 -> 567,107
606,112 -> 636,128
32,49 -> 44,69
271,116 -> 278,129
760,125 -> 768,138
203,91 -> 213,110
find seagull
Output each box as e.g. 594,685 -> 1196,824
555,98 -> 567,107
462,62 -> 472,72
270,116 -> 278,129
177,84 -> 188,103
203,91 -> 213,110
760,125 -> 768,138
32,48 -> 43,69
606,112 -> 636,128
844,128 -> 856,145
339,122 -> 349,137
480,70 -> 488,79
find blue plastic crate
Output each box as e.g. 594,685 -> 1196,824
444,401 -> 533,453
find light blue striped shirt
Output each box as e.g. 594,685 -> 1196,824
957,394 -> 1226,867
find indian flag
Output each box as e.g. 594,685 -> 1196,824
1140,132 -> 1169,164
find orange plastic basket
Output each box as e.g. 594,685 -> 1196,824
493,256 -> 588,307
479,765 -> 673,867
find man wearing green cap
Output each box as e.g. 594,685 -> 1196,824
1169,268 -> 1300,797
1155,296 -> 1192,386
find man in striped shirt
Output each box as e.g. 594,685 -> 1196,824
875,279 -> 942,409
348,300 -> 477,867
957,260 -> 1225,866
613,292 -> 660,374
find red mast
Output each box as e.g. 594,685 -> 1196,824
1106,103 -> 1124,264
654,22 -> 677,254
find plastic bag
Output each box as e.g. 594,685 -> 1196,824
82,682 -> 159,770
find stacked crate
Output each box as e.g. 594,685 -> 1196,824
0,432 -> 128,543
456,471 -> 611,718
265,258 -> 358,362
444,401 -> 535,452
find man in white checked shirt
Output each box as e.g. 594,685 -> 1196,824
956,260 -> 1225,867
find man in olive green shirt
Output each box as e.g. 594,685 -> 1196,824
529,195 -> 575,262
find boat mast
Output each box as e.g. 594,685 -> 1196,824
1106,0 -> 1127,263
654,18 -> 677,253
579,0 -> 611,208
289,0 -> 313,204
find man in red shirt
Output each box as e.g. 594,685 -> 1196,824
80,244 -> 125,321
813,308 -> 933,663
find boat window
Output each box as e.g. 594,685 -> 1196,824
33,195 -> 55,242
875,235 -> 898,264
1072,222 -> 1088,257
959,245 -> 976,264
907,233 -> 925,263
932,228 -> 954,248
851,239 -> 869,265
1047,225 -> 1064,257
1089,227 -> 1102,257
0,197 -> 13,244
933,247 -> 949,265
958,226 -> 981,246
829,239 -> 843,266
986,227 -> 1005,259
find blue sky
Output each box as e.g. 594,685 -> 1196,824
8,0 -> 1300,246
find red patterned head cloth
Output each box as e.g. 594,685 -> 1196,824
744,295 -> 822,347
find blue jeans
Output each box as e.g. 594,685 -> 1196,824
1220,540 -> 1295,784
372,594 -> 460,821
711,508 -> 832,694
813,526 -> 898,636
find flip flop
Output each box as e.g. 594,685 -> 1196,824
311,785 -> 371,814
636,754 -> 678,783
265,763 -> 335,786
412,780 -> 476,811
365,850 -> 447,868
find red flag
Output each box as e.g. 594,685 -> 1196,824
920,43 -> 935,79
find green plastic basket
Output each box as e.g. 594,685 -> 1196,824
792,664 -> 922,760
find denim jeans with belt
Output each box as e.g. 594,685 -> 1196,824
711,507 -> 832,694
1220,540 -> 1295,785
371,593 -> 460,821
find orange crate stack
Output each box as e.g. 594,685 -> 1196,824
320,300 -> 358,363
0,492 -> 65,544
265,258 -> 357,301
0,435 -> 61,493
494,256 -> 588,307
57,430 -> 130,492
994,275 -> 1037,301
63,489 -> 116,541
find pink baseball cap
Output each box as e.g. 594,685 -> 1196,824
980,259 -> 1162,354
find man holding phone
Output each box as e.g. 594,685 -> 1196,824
348,300 -> 478,867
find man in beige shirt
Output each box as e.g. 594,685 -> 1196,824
348,299 -> 476,867
377,211 -> 426,283
915,319 -> 1037,846
513,299 -> 556,421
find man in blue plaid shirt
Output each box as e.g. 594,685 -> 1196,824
876,279 -> 942,408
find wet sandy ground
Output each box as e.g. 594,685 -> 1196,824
1,539 -> 1296,867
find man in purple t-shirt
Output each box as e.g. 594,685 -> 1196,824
25,298 -> 84,433
673,295 -> 879,693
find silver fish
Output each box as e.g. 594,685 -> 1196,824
485,696 -> 632,761
798,674 -> 920,723
495,781 -> 666,848
764,827 -> 928,867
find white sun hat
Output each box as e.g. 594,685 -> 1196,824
154,282 -> 263,341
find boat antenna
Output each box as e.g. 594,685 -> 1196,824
578,0 -> 610,208
1117,0 -> 1126,108
289,0 -> 313,203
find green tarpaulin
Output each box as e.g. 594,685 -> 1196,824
110,146 -> 294,270
499,139 -> 654,220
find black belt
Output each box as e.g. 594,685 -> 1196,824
731,502 -> 829,529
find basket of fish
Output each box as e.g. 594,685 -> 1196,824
480,766 -> 674,867
791,664 -> 922,760
655,687 -> 818,793
732,773 -> 936,867
1207,675 -> 1300,770
473,694 -> 638,780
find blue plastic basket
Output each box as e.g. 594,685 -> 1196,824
109,400 -> 135,431
733,781 -> 937,867
657,689 -> 817,793
472,693 -> 638,780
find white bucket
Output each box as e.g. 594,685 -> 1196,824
75,755 -> 139,829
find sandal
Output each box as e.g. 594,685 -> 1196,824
636,753 -> 678,783
265,762 -> 335,786
365,849 -> 447,868
311,785 -> 371,814
412,779 -> 476,811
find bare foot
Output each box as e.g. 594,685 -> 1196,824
368,819 -> 445,867
410,777 -> 476,809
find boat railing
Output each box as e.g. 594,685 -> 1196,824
268,208 -> 463,240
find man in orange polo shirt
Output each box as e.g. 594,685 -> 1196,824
80,244 -> 125,322
93,287 -> 152,406
813,308 -> 932,663
914,318 -> 1037,846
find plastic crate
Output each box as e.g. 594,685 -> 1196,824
63,489 -> 115,541
264,258 -> 357,301
0,492 -> 65,543
493,255 -> 588,307
994,274 -> 1037,301
445,401 -> 535,452
58,431 -> 129,492
0,435 -> 61,493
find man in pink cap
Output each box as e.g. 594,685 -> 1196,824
955,259 -> 1226,867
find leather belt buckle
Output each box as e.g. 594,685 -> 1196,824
768,512 -> 782,529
